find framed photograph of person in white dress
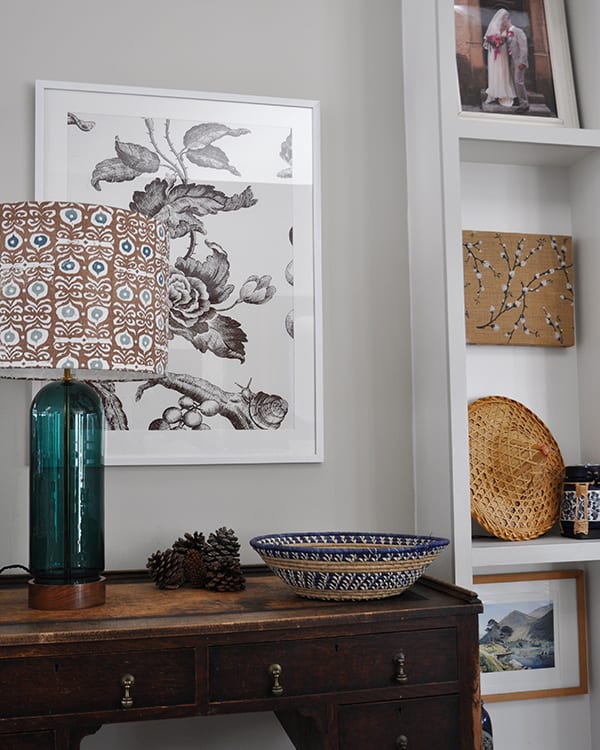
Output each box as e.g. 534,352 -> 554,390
455,0 -> 579,126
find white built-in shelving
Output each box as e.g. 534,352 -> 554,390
472,533 -> 600,568
402,2 -> 600,748
403,1 -> 600,584
459,120 -> 600,166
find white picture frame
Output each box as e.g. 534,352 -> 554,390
455,0 -> 579,127
474,570 -> 588,702
36,80 -> 323,465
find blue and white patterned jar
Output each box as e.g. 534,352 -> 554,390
561,465 -> 600,539
482,701 -> 494,750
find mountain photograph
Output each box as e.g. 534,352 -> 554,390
479,600 -> 555,672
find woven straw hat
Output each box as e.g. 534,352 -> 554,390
468,395 -> 564,541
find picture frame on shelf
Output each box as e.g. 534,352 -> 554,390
36,80 -> 323,465
474,570 -> 588,702
455,0 -> 579,127
463,229 -> 575,347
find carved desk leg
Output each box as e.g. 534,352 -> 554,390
275,707 -> 336,750
54,725 -> 102,750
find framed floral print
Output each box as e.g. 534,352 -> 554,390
35,80 -> 322,465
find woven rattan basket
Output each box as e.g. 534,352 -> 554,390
249,532 -> 449,600
468,395 -> 565,541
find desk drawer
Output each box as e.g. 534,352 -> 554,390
0,733 -> 56,750
209,629 -> 456,702
0,648 -> 195,718
338,695 -> 460,749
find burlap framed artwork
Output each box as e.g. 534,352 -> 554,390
463,230 -> 574,346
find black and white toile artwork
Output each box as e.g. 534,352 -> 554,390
36,81 -> 322,464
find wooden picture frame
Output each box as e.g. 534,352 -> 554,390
455,0 -> 579,126
35,80 -> 323,466
474,570 -> 588,701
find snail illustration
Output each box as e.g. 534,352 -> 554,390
235,379 -> 288,430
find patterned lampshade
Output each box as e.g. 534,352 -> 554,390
0,201 -> 169,380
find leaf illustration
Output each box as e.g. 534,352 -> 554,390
175,242 -> 235,305
129,177 -> 169,216
114,137 -> 160,173
183,122 -> 251,149
222,185 -> 257,212
88,381 -> 129,429
67,112 -> 95,132
129,179 -> 257,238
131,180 -> 257,238
162,183 -> 236,237
91,158 -> 142,191
186,145 -> 241,176
188,311 -> 247,362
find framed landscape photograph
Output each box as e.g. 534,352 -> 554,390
474,570 -> 588,701
455,0 -> 579,126
35,80 -> 322,466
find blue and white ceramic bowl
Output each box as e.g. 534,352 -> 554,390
249,532 -> 449,601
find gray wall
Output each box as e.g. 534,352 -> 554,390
0,1 -> 411,747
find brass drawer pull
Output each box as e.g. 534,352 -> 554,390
396,735 -> 408,748
393,652 -> 408,683
268,663 -> 284,696
120,673 -> 135,708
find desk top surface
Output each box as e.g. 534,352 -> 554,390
0,571 -> 481,647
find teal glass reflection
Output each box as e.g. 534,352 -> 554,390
30,378 -> 104,585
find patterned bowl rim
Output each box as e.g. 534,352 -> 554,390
249,532 -> 450,556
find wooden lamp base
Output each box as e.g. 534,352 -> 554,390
28,577 -> 106,610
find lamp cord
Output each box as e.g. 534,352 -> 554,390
0,564 -> 31,575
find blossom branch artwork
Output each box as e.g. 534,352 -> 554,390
36,82 -> 322,464
463,230 -> 574,346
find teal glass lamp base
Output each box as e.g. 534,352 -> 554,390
29,373 -> 105,609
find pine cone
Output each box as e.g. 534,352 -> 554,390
203,527 -> 245,591
205,557 -> 246,592
173,531 -> 206,555
146,548 -> 185,589
206,527 -> 241,557
147,528 -> 244,593
184,548 -> 208,588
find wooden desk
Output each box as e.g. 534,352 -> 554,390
0,571 -> 482,749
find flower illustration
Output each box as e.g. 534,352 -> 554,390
167,243 -> 249,362
238,275 -> 276,305
169,266 -> 211,332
